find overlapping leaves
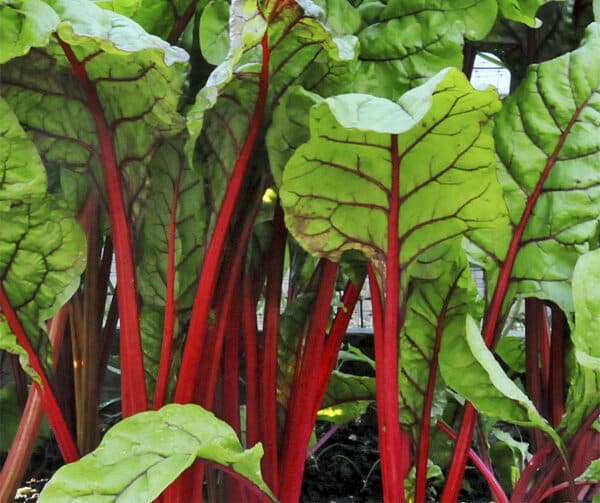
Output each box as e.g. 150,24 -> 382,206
316,0 -> 497,100
1,0 -> 188,220
398,244 -> 478,438
281,67 -> 503,288
467,22 -> 600,315
0,97 -> 85,377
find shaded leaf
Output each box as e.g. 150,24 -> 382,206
398,243 -> 480,438
39,404 -> 274,502
321,370 -> 375,408
266,86 -> 323,187
440,315 -> 557,440
1,0 -> 188,222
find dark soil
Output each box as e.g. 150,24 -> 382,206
1,436 -> 62,502
301,415 -> 383,502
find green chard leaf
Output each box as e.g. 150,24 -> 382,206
576,457 -> 600,482
1,0 -> 188,222
477,2 -> 592,90
560,361 -> 600,438
136,138 -> 206,396
0,0 -> 59,64
0,98 -> 85,378
0,97 -> 46,206
498,0 -> 555,27
95,0 -> 207,41
39,404 -> 274,502
266,86 -> 324,187
318,370 -> 375,424
467,22 -> 600,315
572,249 -> 600,370
439,315 -> 558,441
316,0 -> 498,100
398,243 -> 481,439
0,198 -> 86,376
186,0 -> 358,203
281,67 -> 503,290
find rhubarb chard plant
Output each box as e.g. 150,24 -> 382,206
2,0 -> 600,501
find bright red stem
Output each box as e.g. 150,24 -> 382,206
153,170 -> 182,409
442,81 -> 594,503
199,193 -> 258,409
167,0 -> 201,44
312,277 -> 365,418
0,305 -> 70,501
373,133 -> 408,502
549,304 -> 565,427
222,301 -> 247,502
415,276 -> 460,503
525,298 -> 546,451
0,286 -> 79,462
278,260 -> 338,502
259,203 -> 287,494
242,276 -> 260,449
174,32 -> 270,404
436,421 -> 509,503
56,35 -> 147,416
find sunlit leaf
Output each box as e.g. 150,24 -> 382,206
39,404 -> 274,502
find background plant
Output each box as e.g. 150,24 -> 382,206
1,0 -> 600,502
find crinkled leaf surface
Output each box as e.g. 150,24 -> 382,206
467,23 -> 600,314
137,139 -> 206,311
0,198 -> 86,375
281,68 -> 503,286
39,404 -> 274,502
0,97 -> 46,207
136,138 -> 206,395
1,0 -> 188,219
0,0 -> 59,64
0,98 -> 85,377
317,0 -> 497,100
185,0 -> 358,274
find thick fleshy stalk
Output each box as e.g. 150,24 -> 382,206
278,260 -> 338,502
174,32 -> 270,404
56,35 -> 147,415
